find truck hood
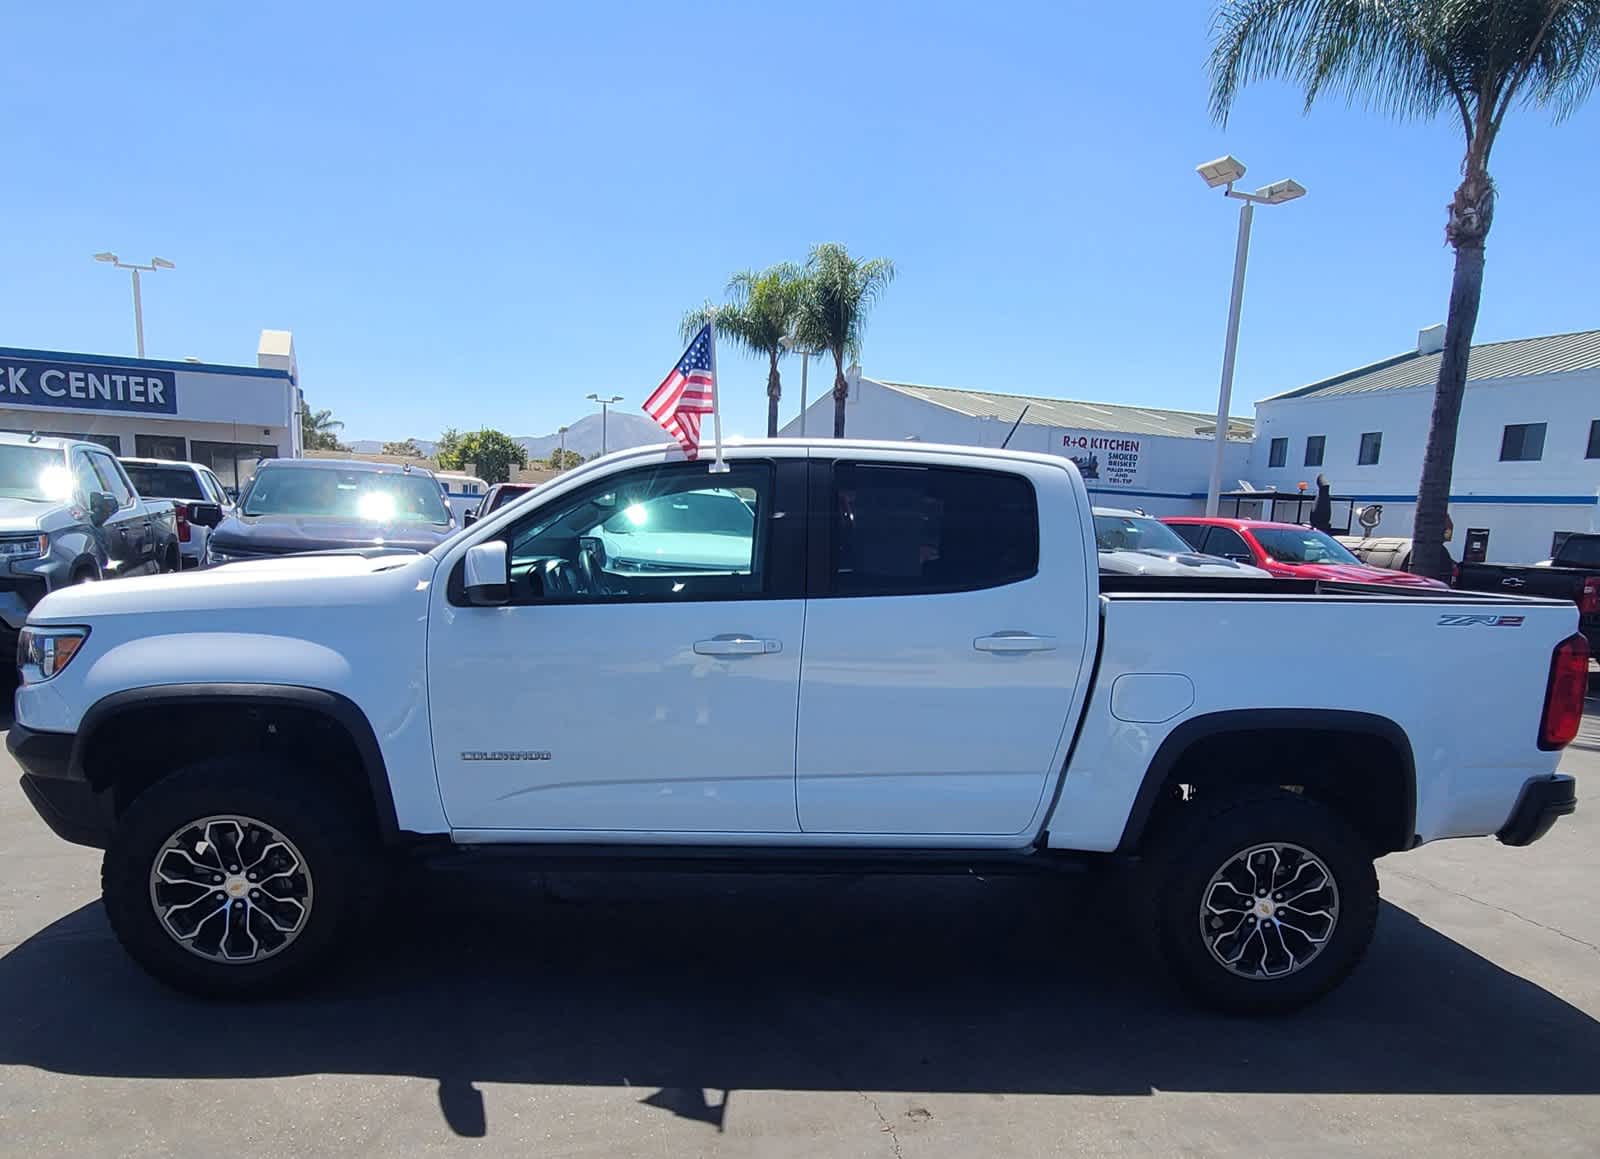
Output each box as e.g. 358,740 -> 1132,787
1097,548 -> 1269,578
0,496 -> 76,535
1271,561 -> 1449,588
210,512 -> 454,555
28,550 -> 437,622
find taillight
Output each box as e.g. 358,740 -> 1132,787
1581,577 -> 1600,617
1539,633 -> 1590,750
175,503 -> 191,543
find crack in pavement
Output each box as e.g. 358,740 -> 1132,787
1385,866 -> 1600,956
859,1091 -> 904,1159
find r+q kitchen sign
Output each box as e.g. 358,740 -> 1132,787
1059,430 -> 1142,487
0,355 -> 178,416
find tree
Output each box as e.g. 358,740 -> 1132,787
301,403 -> 347,451
382,438 -> 423,457
683,264 -> 807,437
435,427 -> 465,471
452,428 -> 528,484
546,448 -> 584,470
1209,0 -> 1600,580
794,243 -> 896,438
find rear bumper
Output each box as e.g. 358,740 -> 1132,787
8,723 -> 111,849
1497,774 -> 1577,847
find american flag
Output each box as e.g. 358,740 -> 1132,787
643,323 -> 717,458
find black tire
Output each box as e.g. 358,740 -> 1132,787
101,756 -> 381,998
1140,788 -> 1378,1014
161,545 -> 180,573
71,563 -> 100,584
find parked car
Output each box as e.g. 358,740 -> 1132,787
0,432 -> 179,652
205,458 -> 457,564
1164,517 -> 1449,588
463,481 -> 537,526
121,457 -> 236,569
1455,531 -> 1600,652
1093,507 -> 1270,578
10,441 -> 1581,1014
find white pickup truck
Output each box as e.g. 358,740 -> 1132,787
8,440 -> 1585,1012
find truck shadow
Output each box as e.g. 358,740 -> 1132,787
1,871 -> 1597,1136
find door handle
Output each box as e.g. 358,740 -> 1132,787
694,635 -> 781,656
974,633 -> 1057,653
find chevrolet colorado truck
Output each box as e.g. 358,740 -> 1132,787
8,440 -> 1585,1012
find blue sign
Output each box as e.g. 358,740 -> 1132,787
0,355 -> 178,415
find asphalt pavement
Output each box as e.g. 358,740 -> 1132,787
2,702 -> 1598,1158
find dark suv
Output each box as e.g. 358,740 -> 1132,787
205,458 -> 457,564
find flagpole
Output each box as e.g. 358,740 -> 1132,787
707,319 -> 730,473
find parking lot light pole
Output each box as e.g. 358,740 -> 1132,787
1195,158 -> 1305,516
586,394 -> 623,455
779,334 -> 820,436
94,252 -> 175,358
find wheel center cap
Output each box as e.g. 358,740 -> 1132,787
224,876 -> 249,898
1256,898 -> 1275,918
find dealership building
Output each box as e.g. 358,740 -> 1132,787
779,372 -> 1253,516
0,330 -> 301,492
1249,326 -> 1600,563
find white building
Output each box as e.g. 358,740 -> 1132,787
1249,326 -> 1600,563
0,330 -> 302,493
780,372 -> 1252,515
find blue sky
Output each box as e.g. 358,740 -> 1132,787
3,2 -> 1596,444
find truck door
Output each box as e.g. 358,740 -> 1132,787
794,456 -> 1093,837
426,457 -> 808,834
86,450 -> 152,574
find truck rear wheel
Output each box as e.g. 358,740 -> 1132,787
101,757 -> 380,998
1141,788 -> 1378,1014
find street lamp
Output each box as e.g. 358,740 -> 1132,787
1196,156 -> 1306,516
779,334 -> 821,436
94,252 -> 176,358
585,393 -> 624,455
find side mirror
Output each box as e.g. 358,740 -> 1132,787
88,492 -> 119,526
187,502 -> 224,529
464,510 -> 479,526
463,541 -> 510,606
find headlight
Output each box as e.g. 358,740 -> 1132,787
0,534 -> 48,561
17,625 -> 89,682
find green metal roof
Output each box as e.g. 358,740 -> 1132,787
1263,329 -> 1600,402
874,380 -> 1254,441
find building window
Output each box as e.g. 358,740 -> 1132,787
1586,421 -> 1600,459
1357,432 -> 1382,465
135,434 -> 188,461
1267,437 -> 1288,468
190,440 -> 279,494
1499,422 -> 1546,462
1304,435 -> 1325,467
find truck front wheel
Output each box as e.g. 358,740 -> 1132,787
101,757 -> 380,998
1142,788 -> 1379,1014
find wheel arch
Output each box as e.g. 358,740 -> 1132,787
72,684 -> 402,844
1116,709 -> 1417,856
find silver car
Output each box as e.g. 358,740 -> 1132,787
1093,507 -> 1270,578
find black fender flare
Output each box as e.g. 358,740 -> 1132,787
1115,708 -> 1416,854
73,683 -> 401,842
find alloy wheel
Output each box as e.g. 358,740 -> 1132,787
1199,842 -> 1340,980
147,815 -> 314,964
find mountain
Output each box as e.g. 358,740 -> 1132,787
348,412 -> 664,465
515,412 -> 664,460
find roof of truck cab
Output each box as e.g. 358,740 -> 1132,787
0,431 -> 78,451
1163,517 -> 1325,532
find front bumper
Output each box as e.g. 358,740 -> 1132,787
7,723 -> 112,849
1497,774 -> 1577,847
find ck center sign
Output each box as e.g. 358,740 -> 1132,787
0,355 -> 178,416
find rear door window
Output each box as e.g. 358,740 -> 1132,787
826,462 -> 1038,596
1202,526 -> 1254,563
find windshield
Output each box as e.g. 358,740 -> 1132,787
0,444 -> 73,502
242,466 -> 452,525
485,484 -> 534,513
1252,527 -> 1361,566
1093,513 -> 1195,555
123,464 -> 206,500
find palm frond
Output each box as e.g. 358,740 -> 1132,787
795,243 -> 897,363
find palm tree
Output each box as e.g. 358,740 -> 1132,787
795,243 -> 896,438
682,263 -> 806,437
300,404 -> 346,451
1210,1 -> 1600,580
